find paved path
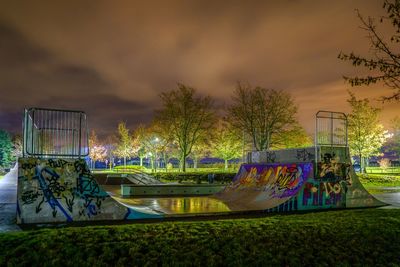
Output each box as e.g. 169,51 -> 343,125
0,165 -> 21,232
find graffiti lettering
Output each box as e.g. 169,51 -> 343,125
296,149 -> 314,161
265,151 -> 276,163
21,162 -> 37,170
21,190 -> 41,205
48,159 -> 70,169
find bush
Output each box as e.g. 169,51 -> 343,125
114,165 -> 147,172
153,172 -> 235,184
358,173 -> 400,187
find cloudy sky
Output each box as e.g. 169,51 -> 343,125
0,0 -> 398,137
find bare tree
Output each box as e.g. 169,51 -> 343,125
338,0 -> 400,101
156,84 -> 216,172
228,82 -> 298,151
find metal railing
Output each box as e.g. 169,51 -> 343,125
23,108 -> 89,158
315,111 -> 347,147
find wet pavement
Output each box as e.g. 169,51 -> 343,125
0,166 -> 21,232
368,187 -> 400,208
1,177 -> 400,233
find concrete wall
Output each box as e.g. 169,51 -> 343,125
17,157 -> 163,224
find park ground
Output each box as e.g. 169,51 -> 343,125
0,168 -> 399,265
1,209 -> 400,266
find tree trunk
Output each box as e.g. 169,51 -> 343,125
194,157 -> 198,170
225,159 -> 228,170
140,157 -> 143,167
124,157 -> 126,168
181,154 -> 186,172
359,154 -> 363,174
109,157 -> 112,170
163,154 -> 168,172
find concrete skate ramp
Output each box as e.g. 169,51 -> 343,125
17,158 -> 163,224
216,160 -> 386,212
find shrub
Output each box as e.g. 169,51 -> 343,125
153,172 -> 235,184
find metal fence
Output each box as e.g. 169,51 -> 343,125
23,108 -> 89,158
315,111 -> 347,147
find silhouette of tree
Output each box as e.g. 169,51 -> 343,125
338,0 -> 400,101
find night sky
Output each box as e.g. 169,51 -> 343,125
0,0 -> 398,137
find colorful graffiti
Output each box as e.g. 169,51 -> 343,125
228,163 -> 312,197
17,158 -> 163,224
216,163 -> 313,211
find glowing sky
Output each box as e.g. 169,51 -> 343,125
0,0 -> 398,137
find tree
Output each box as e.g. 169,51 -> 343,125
134,125 -> 148,167
114,122 -> 138,168
270,124 -> 313,149
210,120 -> 242,170
0,130 -> 13,169
347,92 -> 388,173
135,123 -> 171,171
88,130 -> 107,169
104,135 -> 117,170
228,82 -> 298,151
156,84 -> 216,172
11,134 -> 23,160
338,0 -> 400,101
384,116 -> 400,160
190,138 -> 210,170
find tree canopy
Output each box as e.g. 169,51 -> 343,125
114,122 -> 138,167
338,0 -> 400,101
88,130 -> 107,169
228,82 -> 299,151
155,84 -> 215,172
347,92 -> 388,172
210,119 -> 242,170
0,130 -> 13,169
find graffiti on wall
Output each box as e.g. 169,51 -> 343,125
227,163 -> 313,198
296,149 -> 314,162
18,158 -> 162,224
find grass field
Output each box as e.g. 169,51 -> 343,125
365,167 -> 400,174
1,209 -> 400,266
359,173 -> 400,187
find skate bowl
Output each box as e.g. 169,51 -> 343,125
15,108 -> 387,225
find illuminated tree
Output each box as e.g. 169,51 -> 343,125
228,82 -> 298,151
271,125 -> 313,149
338,0 -> 400,101
88,130 -> 107,169
114,122 -> 138,168
190,137 -> 210,170
347,92 -> 388,173
11,134 -> 23,160
156,84 -> 216,172
384,116 -> 400,160
104,134 -> 117,170
0,130 -> 13,169
210,120 -> 242,170
134,125 -> 148,167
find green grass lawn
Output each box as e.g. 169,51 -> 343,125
365,166 -> 400,174
358,173 -> 400,188
1,209 -> 400,266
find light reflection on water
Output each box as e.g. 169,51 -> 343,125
103,185 -> 231,214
